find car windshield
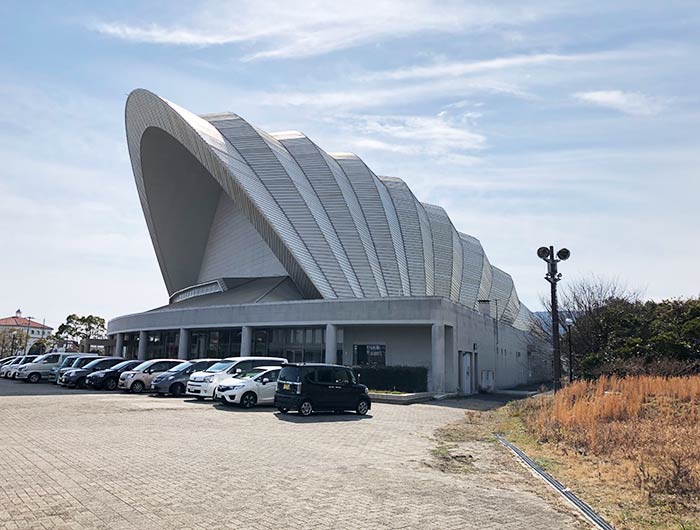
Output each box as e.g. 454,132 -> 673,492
74,357 -> 98,368
84,358 -> 113,370
236,368 -> 265,380
205,361 -> 235,373
167,361 -> 192,373
59,357 -> 76,368
279,366 -> 301,382
131,361 -> 153,372
111,360 -> 137,371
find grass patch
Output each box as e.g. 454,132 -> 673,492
498,376 -> 700,530
426,442 -> 474,474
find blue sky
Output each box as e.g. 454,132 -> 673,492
1,1 -> 698,329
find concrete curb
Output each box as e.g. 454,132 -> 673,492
368,391 -> 435,404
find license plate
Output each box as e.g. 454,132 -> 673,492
283,383 -> 290,390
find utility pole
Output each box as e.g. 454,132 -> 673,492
24,315 -> 34,354
537,246 -> 571,393
565,318 -> 574,383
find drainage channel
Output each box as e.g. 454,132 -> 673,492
495,433 -> 615,530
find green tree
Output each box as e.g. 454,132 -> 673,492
56,314 -> 107,343
543,275 -> 700,377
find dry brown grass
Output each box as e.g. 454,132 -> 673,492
514,376 -> 700,511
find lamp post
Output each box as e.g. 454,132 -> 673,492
565,317 -> 574,383
537,246 -> 571,393
24,315 -> 34,354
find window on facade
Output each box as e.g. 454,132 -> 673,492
353,344 -> 386,366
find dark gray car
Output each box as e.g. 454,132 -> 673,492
56,355 -> 101,385
50,354 -> 90,383
58,357 -> 124,388
150,359 -> 220,397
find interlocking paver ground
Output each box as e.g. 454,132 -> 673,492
0,379 -> 588,529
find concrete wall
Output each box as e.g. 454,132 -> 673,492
341,325 -> 432,368
452,304 -> 530,393
108,295 -> 539,392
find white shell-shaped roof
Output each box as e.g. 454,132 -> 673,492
125,89 -> 532,330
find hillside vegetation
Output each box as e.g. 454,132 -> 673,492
511,376 -> 700,527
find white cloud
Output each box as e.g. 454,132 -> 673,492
262,76 -> 530,111
360,51 -> 617,81
573,90 -> 665,115
90,0 -> 557,60
328,113 -> 486,162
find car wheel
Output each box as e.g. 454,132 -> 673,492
104,378 -> 117,391
131,380 -> 145,393
277,407 -> 289,414
356,398 -> 370,416
27,373 -> 40,384
299,400 -> 313,417
170,383 -> 185,397
240,392 -> 257,409
76,377 -> 86,389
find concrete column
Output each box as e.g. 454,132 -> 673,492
114,333 -> 124,358
431,324 -> 445,393
240,326 -> 252,357
325,324 -> 337,364
137,331 -> 148,361
177,328 -> 190,360
445,326 -> 458,392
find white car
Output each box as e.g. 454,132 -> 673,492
214,366 -> 282,408
0,357 -> 20,378
2,355 -> 38,379
186,356 -> 285,400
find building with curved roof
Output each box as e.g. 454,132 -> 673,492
107,89 -> 541,393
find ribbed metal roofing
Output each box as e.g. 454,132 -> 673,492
125,89 -> 531,330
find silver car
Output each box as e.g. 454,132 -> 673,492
16,353 -> 74,384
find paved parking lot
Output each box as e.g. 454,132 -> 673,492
0,379 -> 586,530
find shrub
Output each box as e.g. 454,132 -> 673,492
353,365 -> 428,393
514,376 -> 700,505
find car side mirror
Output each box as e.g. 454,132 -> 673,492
262,378 -> 270,384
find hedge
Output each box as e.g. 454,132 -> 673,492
353,365 -> 428,393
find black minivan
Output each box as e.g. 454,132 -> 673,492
274,363 -> 371,417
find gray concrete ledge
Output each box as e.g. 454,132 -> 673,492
368,391 -> 436,404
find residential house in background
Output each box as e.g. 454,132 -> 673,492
0,310 -> 53,356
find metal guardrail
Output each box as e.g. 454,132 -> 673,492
495,433 -> 615,530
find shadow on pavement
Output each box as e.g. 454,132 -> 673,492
274,411 -> 372,423
420,393 -> 531,412
0,378 -> 112,397
212,403 -> 276,413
